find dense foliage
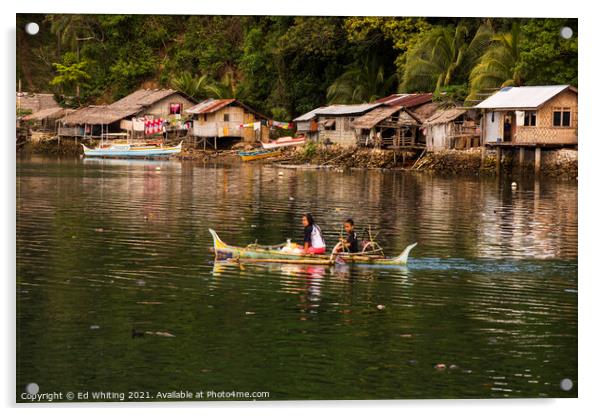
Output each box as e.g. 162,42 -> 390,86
17,14 -> 577,117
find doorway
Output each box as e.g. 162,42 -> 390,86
503,112 -> 516,142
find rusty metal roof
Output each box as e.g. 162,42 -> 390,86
375,93 -> 433,107
186,98 -> 237,114
186,98 -> 268,120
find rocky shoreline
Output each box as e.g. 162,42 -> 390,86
20,138 -> 577,179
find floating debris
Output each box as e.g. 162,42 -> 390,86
150,331 -> 175,338
376,304 -> 386,310
245,311 -> 256,315
94,228 -> 104,233
90,325 -> 100,330
435,363 -> 446,370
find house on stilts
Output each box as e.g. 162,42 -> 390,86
57,89 -> 195,141
185,98 -> 269,149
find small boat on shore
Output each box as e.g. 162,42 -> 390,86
82,141 -> 182,158
239,148 -> 281,162
261,135 -> 306,150
209,228 -> 417,266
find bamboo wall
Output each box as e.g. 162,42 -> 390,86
143,94 -> 195,119
193,105 -> 260,142
514,90 -> 578,145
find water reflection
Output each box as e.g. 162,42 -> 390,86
16,156 -> 577,400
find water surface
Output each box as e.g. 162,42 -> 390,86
16,156 -> 577,400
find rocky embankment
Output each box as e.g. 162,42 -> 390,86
282,143 -> 577,179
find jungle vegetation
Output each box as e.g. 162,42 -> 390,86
16,15 -> 578,118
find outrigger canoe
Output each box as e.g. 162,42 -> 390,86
82,141 -> 182,158
209,229 -> 417,266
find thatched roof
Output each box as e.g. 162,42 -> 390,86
109,89 -> 188,109
352,106 -> 403,129
424,108 -> 468,126
22,107 -> 67,121
60,105 -> 140,125
352,106 -> 420,129
408,102 -> 440,123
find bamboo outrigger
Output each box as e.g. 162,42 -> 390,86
209,229 -> 417,266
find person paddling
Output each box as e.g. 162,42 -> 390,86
302,213 -> 326,255
335,218 -> 359,253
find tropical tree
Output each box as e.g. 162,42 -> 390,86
170,72 -> 221,101
326,54 -> 397,104
49,52 -> 91,101
467,23 -> 523,102
402,22 -> 492,93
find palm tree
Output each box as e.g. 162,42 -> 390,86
467,23 -> 523,101
327,54 -> 397,104
170,72 -> 222,101
402,22 -> 492,93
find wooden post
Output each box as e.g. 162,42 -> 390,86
481,145 -> 486,167
534,147 -> 541,175
519,147 -> 525,168
496,146 -> 501,175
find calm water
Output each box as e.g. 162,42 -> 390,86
16,156 -> 577,401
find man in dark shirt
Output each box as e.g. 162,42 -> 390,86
336,218 -> 359,253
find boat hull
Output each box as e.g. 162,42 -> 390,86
82,142 -> 182,158
239,149 -> 280,161
209,229 -> 417,266
261,137 -> 306,149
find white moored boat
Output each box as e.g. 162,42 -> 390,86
261,136 -> 306,149
82,141 -> 182,158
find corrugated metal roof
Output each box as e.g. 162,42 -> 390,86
293,107 -> 327,122
375,93 -> 433,107
186,98 -> 237,114
313,103 -> 382,116
474,85 -> 575,109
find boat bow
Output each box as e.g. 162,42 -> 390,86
390,242 -> 418,265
